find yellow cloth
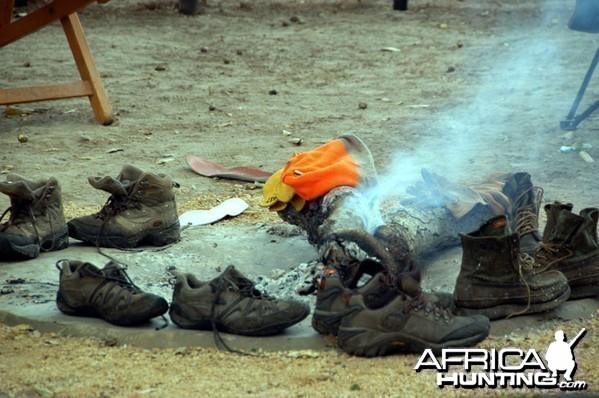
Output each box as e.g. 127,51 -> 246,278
260,169 -> 295,207
260,169 -> 306,212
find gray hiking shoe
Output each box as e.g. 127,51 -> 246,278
169,266 -> 310,336
535,206 -> 599,299
454,216 -> 571,319
56,259 -> 168,326
0,174 -> 68,259
337,279 -> 489,357
67,165 -> 180,248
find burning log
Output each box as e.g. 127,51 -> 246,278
278,171 -> 538,275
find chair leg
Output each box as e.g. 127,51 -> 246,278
61,13 -> 113,125
561,45 -> 599,130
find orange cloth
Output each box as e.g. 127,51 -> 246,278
281,139 -> 359,200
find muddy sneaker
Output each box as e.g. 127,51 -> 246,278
337,280 -> 489,357
312,261 -> 391,336
56,260 -> 168,326
0,174 -> 68,259
454,216 -> 570,320
169,265 -> 310,336
312,260 -> 455,336
67,164 -> 180,248
535,206 -> 599,299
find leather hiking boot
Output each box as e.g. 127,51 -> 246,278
535,207 -> 599,299
56,260 -> 168,326
337,278 -> 489,357
68,165 -> 180,248
454,216 -> 570,320
169,265 -> 310,336
0,174 -> 68,259
501,173 -> 543,255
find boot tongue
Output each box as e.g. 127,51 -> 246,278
397,262 -> 422,297
88,176 -> 128,196
215,266 -> 260,295
501,172 -> 533,213
118,165 -> 144,183
0,178 -> 37,200
548,211 -> 583,243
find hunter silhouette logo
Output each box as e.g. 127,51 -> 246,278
545,328 -> 586,382
414,327 -> 588,390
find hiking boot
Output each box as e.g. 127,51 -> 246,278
454,216 -> 570,320
67,165 -> 180,248
541,202 -> 574,242
169,266 -> 310,336
535,207 -> 599,299
0,174 -> 68,259
312,260 -> 455,336
56,259 -> 168,326
337,278 -> 489,357
501,173 -> 543,254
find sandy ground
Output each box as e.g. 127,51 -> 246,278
2,0 -> 599,396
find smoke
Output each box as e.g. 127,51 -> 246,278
351,0 -> 569,231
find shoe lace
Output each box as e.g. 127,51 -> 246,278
0,197 -> 58,251
513,186 -> 543,236
210,265 -> 262,356
507,252 -> 537,318
383,272 -> 452,323
534,242 -> 573,273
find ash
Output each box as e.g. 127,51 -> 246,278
254,260 -> 322,306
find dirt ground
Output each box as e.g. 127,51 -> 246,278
2,0 -> 599,396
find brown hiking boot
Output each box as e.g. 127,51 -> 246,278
56,260 -> 168,326
454,216 -> 570,320
535,206 -> 599,299
312,260 -> 455,336
0,174 -> 68,259
337,275 -> 489,357
67,165 -> 180,248
169,266 -> 310,336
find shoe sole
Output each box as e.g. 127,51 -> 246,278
455,285 -> 571,320
56,291 -> 168,326
68,221 -> 180,248
0,226 -> 69,259
337,326 -> 490,357
169,302 -> 310,336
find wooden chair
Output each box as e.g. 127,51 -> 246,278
0,0 -> 113,125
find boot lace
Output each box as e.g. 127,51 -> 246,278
507,252 -> 537,318
208,265 -> 263,356
534,242 -> 573,273
0,197 -> 58,251
383,273 -> 452,323
513,186 -> 543,237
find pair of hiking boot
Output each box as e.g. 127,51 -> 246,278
56,259 -> 309,336
311,235 -> 490,357
453,202 -> 599,319
0,165 -> 180,259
